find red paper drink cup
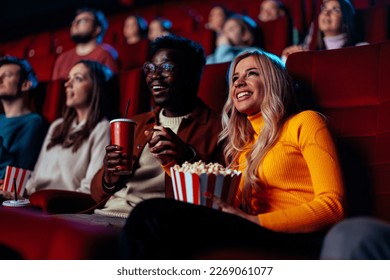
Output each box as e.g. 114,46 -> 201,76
110,118 -> 136,175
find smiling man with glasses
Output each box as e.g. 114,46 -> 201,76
58,35 -> 224,228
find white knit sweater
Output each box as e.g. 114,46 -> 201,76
25,118 -> 110,195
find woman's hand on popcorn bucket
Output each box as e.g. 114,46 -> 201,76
204,192 -> 260,225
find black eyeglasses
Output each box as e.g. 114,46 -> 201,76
143,62 -> 177,77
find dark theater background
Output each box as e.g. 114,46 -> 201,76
0,0 -> 139,42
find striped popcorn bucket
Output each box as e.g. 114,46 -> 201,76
170,167 -> 241,209
3,166 -> 32,196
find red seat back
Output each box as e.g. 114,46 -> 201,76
0,36 -> 32,58
26,31 -> 54,57
355,4 -> 389,44
52,27 -> 75,55
42,79 -> 66,123
286,41 -> 390,221
119,68 -> 150,117
117,39 -> 150,71
258,16 -> 293,56
198,62 -> 230,113
28,54 -> 57,82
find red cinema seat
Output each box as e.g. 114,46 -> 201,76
28,53 -> 57,82
103,13 -> 127,48
355,4 -> 389,44
29,189 -> 97,214
258,16 -> 293,56
352,0 -> 373,9
26,31 -> 54,57
117,39 -> 149,71
160,2 -> 198,35
118,67 -> 151,117
52,27 -> 75,55
198,62 -> 230,113
42,79 -> 66,123
0,36 -> 32,58
286,41 -> 390,221
0,208 -> 120,260
282,0 -> 308,37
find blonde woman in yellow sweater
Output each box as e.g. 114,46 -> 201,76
121,50 -> 345,259
218,50 -> 345,233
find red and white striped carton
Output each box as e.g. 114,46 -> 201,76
3,166 -> 32,196
170,166 -> 241,209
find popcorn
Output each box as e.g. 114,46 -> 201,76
170,161 -> 241,209
172,161 -> 239,175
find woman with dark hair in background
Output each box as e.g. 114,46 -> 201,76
118,15 -> 150,70
123,15 -> 148,45
24,60 -> 112,196
282,0 -> 359,60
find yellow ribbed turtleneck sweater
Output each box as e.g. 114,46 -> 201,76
237,110 -> 345,233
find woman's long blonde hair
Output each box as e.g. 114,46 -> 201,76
219,50 -> 299,212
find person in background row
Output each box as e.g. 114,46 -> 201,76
147,18 -> 172,41
117,14 -> 150,71
205,4 -> 231,34
281,0 -> 359,61
123,15 -> 148,45
24,60 -> 111,196
206,14 -> 262,64
52,7 -> 119,80
258,0 -> 286,23
0,56 -> 46,189
205,5 -> 233,52
121,50 -> 345,259
56,35 -> 224,228
321,217 -> 390,259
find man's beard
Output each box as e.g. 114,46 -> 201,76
0,94 -> 20,101
71,33 -> 94,44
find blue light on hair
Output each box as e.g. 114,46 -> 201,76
101,65 -> 113,81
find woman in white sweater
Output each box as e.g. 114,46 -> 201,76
25,60 -> 112,195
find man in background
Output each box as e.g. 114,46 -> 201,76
0,56 -> 46,188
51,7 -> 119,80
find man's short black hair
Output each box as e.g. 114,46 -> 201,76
0,56 -> 38,89
149,35 -> 206,89
76,7 -> 108,44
